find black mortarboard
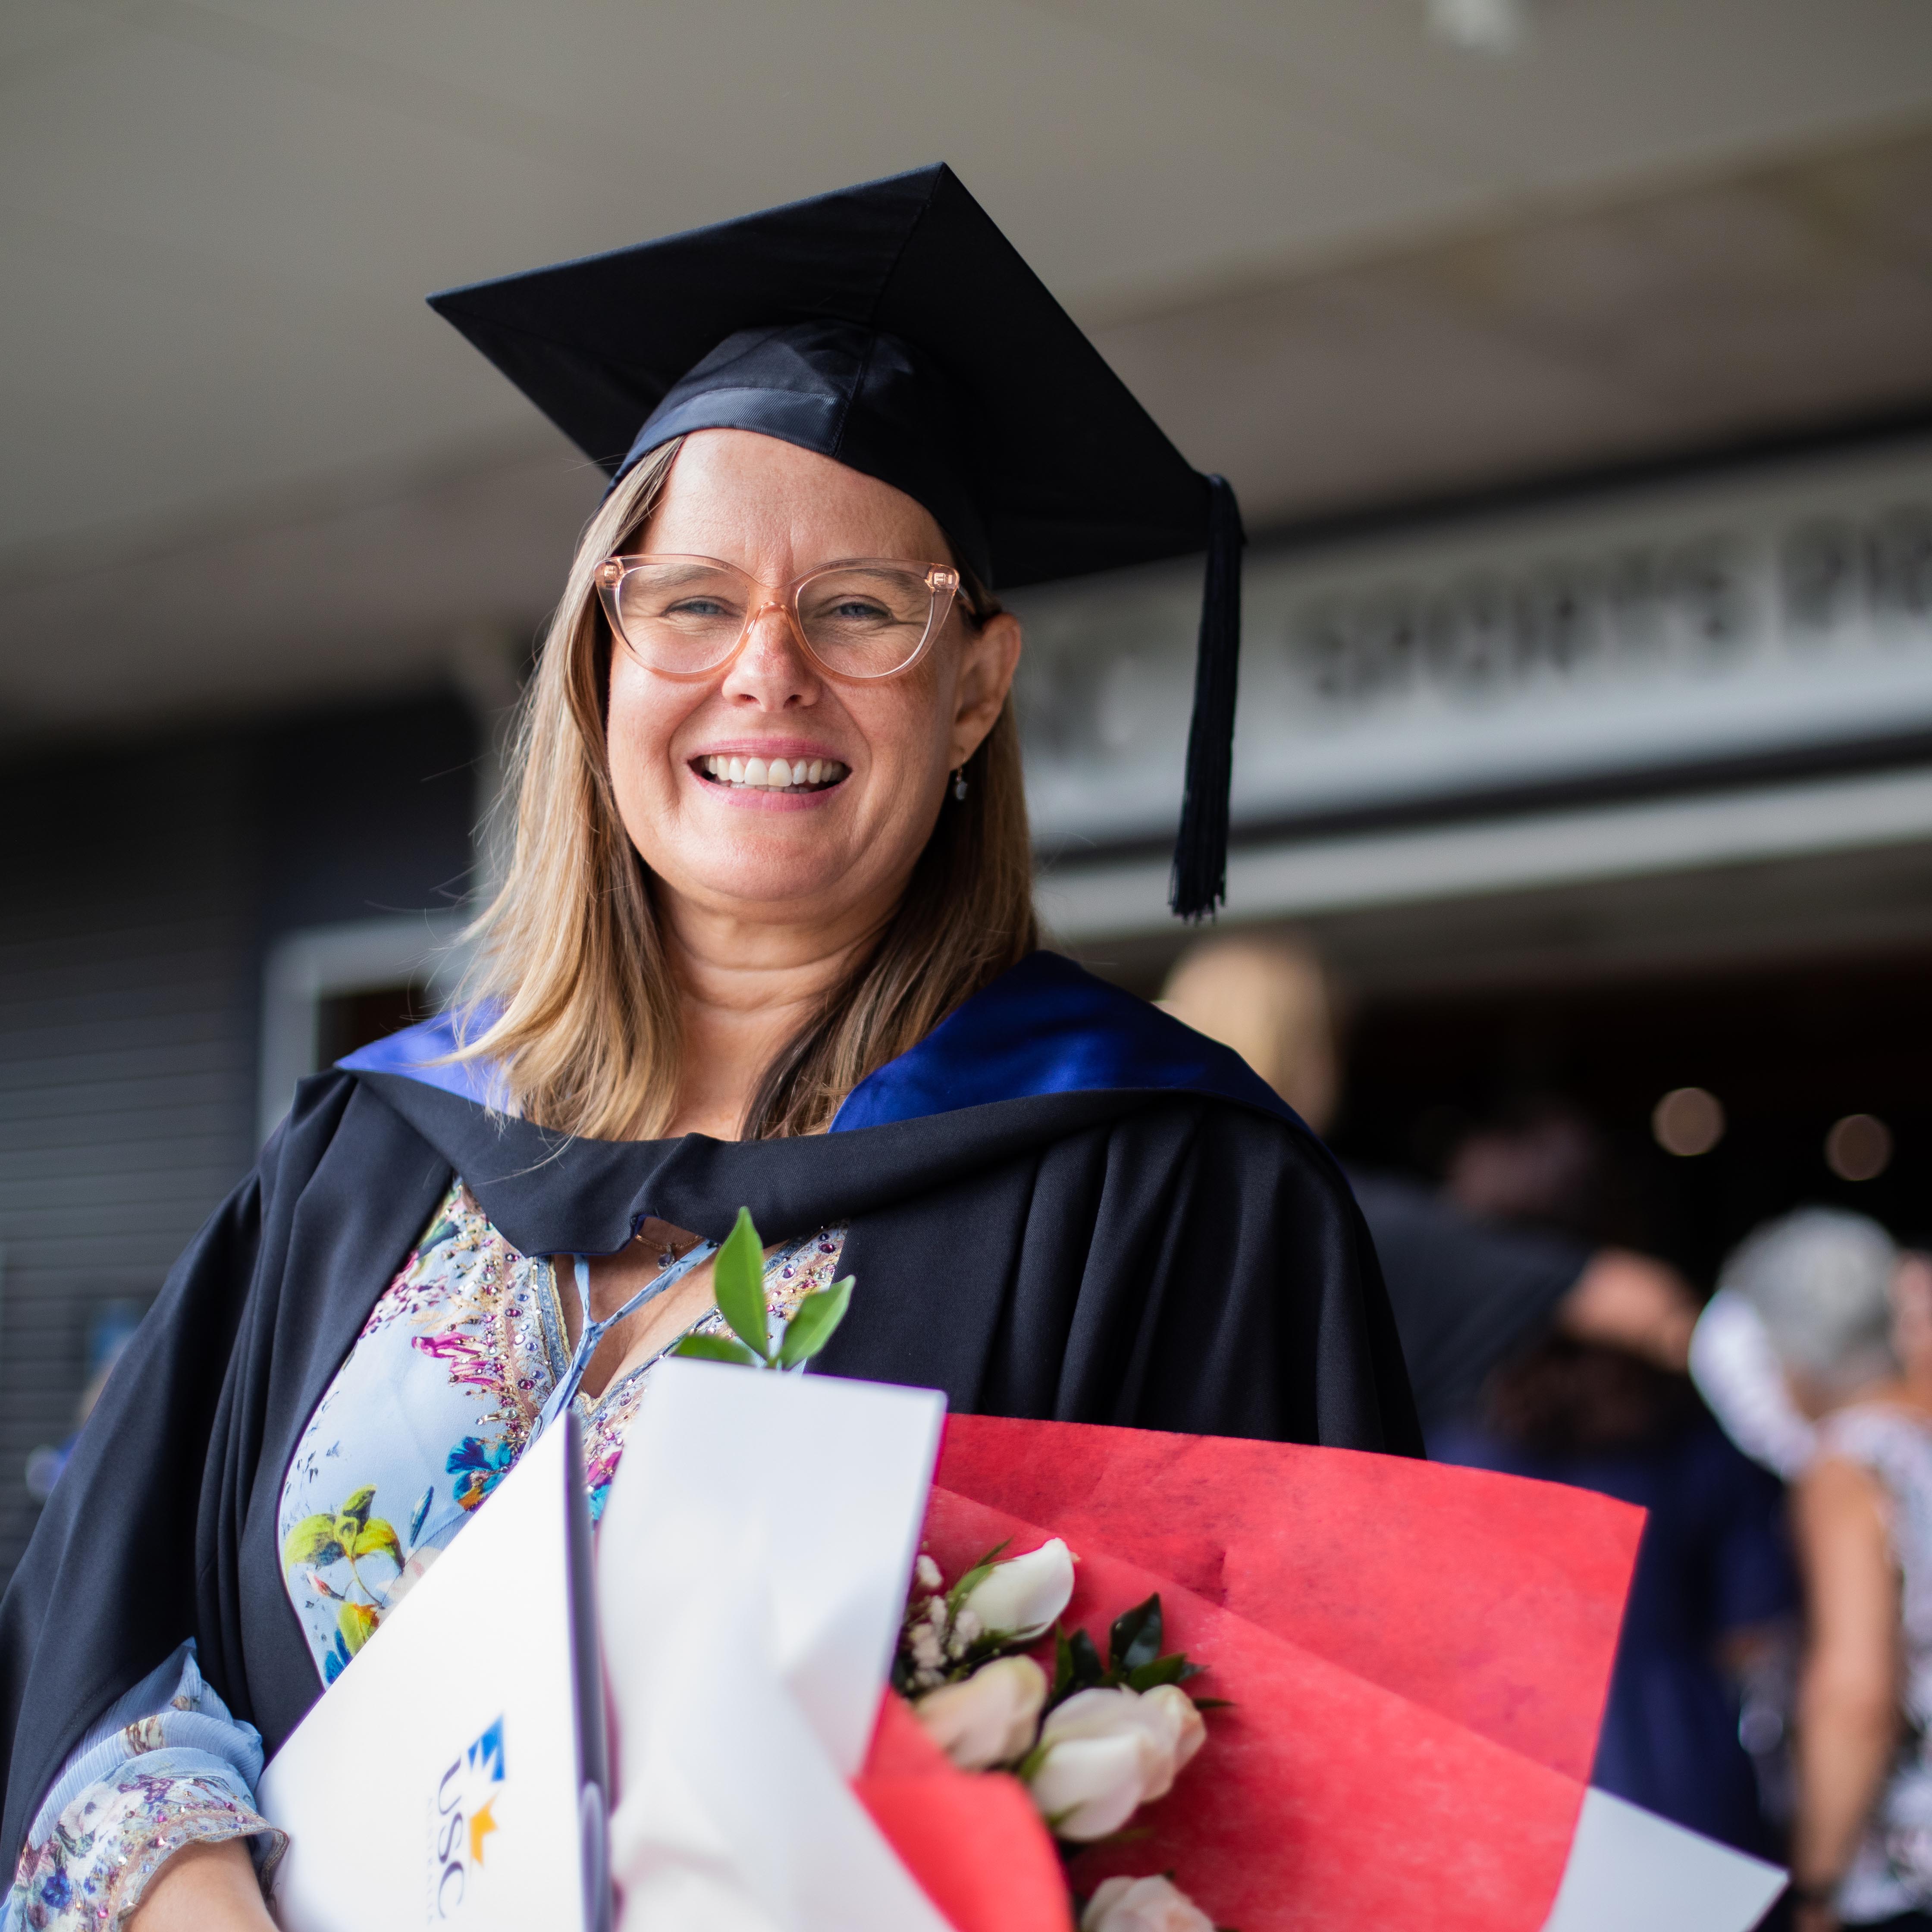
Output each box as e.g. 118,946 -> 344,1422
429,163 -> 1242,919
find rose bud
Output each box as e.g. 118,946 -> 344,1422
958,1537 -> 1076,1640
1081,1874 -> 1215,1932
1026,1726 -> 1149,1841
1132,1684 -> 1207,1801
1027,1684 -> 1207,1838
913,1655 -> 1048,1771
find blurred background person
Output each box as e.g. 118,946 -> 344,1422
1443,1307 -> 1796,1855
1430,1109 -> 1797,1857
1719,1210 -> 1932,1932
1162,933 -> 1698,1433
1163,930 -> 1799,1854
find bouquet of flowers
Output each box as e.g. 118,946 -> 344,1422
597,1210 -> 1782,1932
898,1534 -> 1221,1929
263,1208 -> 1782,1932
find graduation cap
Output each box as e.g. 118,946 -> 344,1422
429,163 -> 1242,919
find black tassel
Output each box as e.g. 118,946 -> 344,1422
1170,474 -> 1245,921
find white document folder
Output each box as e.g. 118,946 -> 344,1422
258,1411 -> 610,1932
255,1364 -> 947,1932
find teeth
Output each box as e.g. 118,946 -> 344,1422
703,756 -> 846,789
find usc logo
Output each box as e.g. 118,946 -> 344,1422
430,1716 -> 505,1918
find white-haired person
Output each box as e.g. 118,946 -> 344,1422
1723,1209 -> 1932,1932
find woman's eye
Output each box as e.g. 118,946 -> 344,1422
665,597 -> 734,619
828,599 -> 891,621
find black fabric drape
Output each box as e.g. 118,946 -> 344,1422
2,1070 -> 1416,1866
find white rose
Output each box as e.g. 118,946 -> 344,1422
958,1537 -> 1076,1640
1026,1727 -> 1147,1841
1027,1683 -> 1207,1840
913,1656 -> 1048,1771
1080,1874 -> 1214,1932
1130,1684 -> 1206,1800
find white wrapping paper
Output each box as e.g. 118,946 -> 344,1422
1542,1787 -> 1787,1932
595,1359 -> 950,1932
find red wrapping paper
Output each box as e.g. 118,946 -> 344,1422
856,1693 -> 1074,1932
901,1414 -> 1643,1932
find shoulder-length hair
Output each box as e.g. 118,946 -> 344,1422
453,439 -> 1038,1140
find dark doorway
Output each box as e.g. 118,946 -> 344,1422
1333,950 -> 1932,1283
316,981 -> 434,1068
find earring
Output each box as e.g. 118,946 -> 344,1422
951,767 -> 968,802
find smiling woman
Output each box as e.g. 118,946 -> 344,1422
465,425 -> 1034,1143
0,165 -> 1417,1932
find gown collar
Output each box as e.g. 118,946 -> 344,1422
337,948 -> 1296,1133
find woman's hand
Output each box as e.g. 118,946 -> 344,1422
126,1838 -> 274,1932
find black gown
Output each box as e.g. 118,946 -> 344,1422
0,949 -> 1418,1865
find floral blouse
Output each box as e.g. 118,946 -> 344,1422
6,1179 -> 846,1931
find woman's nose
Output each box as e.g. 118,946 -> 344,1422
721,602 -> 821,706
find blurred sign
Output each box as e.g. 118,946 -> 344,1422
1013,439 -> 1932,846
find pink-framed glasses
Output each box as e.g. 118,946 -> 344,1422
594,553 -> 965,682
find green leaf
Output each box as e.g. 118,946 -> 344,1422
282,1513 -> 345,1571
337,1487 -> 377,1534
1051,1628 -> 1076,1702
1066,1627 -> 1105,1690
352,1518 -> 403,1570
712,1206 -> 771,1360
672,1332 -> 764,1367
337,1600 -> 379,1656
945,1541 -> 1012,1619
1108,1594 -> 1164,1676
1125,1653 -> 1190,1692
777,1276 -> 853,1367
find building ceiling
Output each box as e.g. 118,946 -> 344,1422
5,0 -> 1932,738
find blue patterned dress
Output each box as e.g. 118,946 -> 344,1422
6,1181 -> 844,1931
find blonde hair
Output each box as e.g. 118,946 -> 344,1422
454,439 -> 1038,1140
1160,932 -> 1340,1133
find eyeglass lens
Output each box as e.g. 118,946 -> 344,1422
604,560 -> 948,677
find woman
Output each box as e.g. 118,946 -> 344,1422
0,166 -> 1416,1931
1725,1208 -> 1929,1931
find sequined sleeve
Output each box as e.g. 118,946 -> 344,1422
6,1642 -> 284,1932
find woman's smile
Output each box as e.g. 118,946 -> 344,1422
690,746 -> 850,800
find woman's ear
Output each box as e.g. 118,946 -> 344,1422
947,611 -> 1023,768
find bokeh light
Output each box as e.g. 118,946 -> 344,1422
1652,1087 -> 1725,1157
1825,1113 -> 1893,1182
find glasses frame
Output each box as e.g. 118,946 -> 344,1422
594,552 -> 966,684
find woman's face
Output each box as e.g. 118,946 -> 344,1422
605,429 -> 1021,938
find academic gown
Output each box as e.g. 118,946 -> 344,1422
0,949 -> 1418,1867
